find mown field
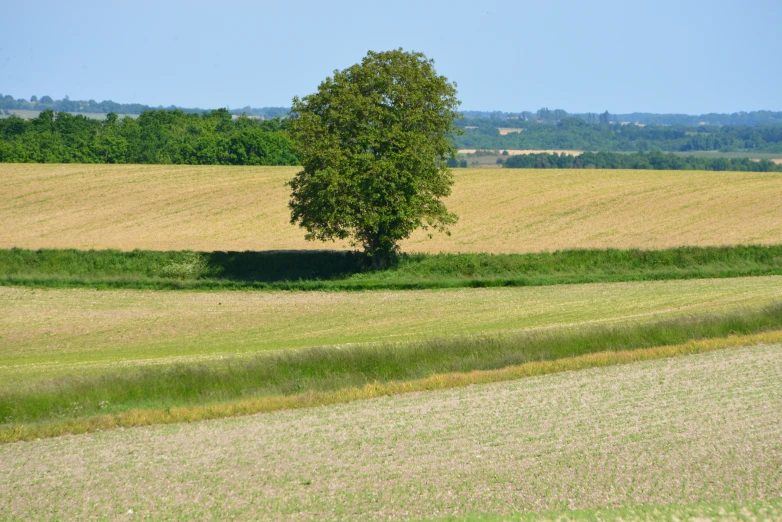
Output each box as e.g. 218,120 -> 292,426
3,276 -> 780,389
2,163 -> 781,253
2,344 -> 780,520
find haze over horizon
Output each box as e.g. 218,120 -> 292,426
2,0 -> 780,115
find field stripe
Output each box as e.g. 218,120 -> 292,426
2,329 -> 780,444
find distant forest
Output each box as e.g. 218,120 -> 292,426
455,118 -> 782,153
2,93 -> 782,167
0,109 -> 298,165
0,93 -> 289,119
3,93 -> 782,126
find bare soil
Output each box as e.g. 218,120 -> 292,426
1,344 -> 780,520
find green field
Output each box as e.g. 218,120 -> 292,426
2,344 -> 780,520
3,276 -> 780,388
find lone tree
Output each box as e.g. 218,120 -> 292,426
288,49 -> 461,269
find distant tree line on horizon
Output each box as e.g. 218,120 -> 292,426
456,117 -> 782,153
499,151 -> 782,172
3,93 -> 782,126
2,106 -> 781,170
461,108 -> 782,126
0,93 -> 289,119
0,109 -> 298,165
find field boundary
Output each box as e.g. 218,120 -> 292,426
3,245 -> 782,292
3,329 -> 780,444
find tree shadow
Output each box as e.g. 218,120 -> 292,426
204,250 -> 373,283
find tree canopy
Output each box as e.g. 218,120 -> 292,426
287,49 -> 461,268
0,109 -> 298,165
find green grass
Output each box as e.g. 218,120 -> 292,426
425,497 -> 782,521
2,244 -> 782,290
4,276 -> 780,388
3,303 -> 780,432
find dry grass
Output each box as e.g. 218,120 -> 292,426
3,164 -> 780,254
2,343 -> 780,520
497,128 -> 523,135
2,276 -> 780,388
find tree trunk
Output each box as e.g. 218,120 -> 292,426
366,235 -> 396,270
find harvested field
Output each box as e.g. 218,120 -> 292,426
497,128 -> 523,135
2,164 -> 781,253
2,276 -> 780,388
2,343 -> 780,520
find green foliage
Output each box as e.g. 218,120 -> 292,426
287,49 -> 461,267
0,109 -> 299,165
3,303 -> 780,426
456,118 -> 782,153
501,150 -> 782,171
2,245 -> 781,291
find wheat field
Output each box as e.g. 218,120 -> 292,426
2,163 -> 781,253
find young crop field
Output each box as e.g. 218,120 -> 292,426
2,163 -> 781,253
2,343 -> 780,520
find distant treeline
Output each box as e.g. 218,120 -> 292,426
0,93 -> 289,119
0,109 -> 299,165
3,100 -> 782,167
457,117 -> 782,153
500,151 -> 782,172
4,93 -> 782,126
462,108 -> 782,126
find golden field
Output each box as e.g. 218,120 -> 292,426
2,163 -> 781,253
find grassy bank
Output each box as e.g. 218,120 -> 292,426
2,303 -> 780,441
3,244 -> 782,290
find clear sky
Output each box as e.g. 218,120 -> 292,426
2,0 -> 780,114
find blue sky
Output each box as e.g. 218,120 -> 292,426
2,0 -> 780,114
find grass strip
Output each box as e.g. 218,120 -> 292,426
422,497 -> 782,522
2,307 -> 781,444
2,245 -> 782,290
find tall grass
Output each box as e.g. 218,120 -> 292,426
2,244 -> 782,290
2,302 -> 780,436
